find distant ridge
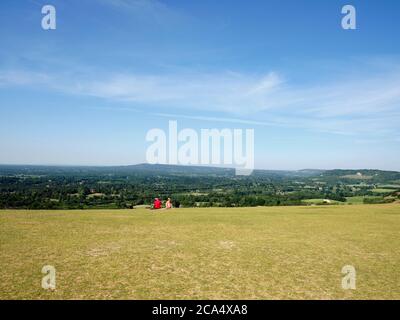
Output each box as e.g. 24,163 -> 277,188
0,163 -> 399,179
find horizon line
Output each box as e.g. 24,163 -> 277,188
0,163 -> 399,173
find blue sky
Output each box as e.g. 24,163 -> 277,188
0,0 -> 399,170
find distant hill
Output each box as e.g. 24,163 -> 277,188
0,164 -> 398,180
317,169 -> 400,183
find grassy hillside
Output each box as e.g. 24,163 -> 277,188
1,204 -> 399,299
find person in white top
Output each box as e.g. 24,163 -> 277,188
166,198 -> 173,209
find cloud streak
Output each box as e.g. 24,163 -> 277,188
1,66 -> 400,139
75,71 -> 284,114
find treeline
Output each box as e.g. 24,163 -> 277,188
0,166 -> 399,209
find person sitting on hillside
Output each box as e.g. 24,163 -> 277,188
166,198 -> 173,209
153,198 -> 162,209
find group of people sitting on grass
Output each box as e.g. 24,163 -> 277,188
152,197 -> 173,210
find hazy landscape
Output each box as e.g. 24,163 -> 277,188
1,164 -> 399,209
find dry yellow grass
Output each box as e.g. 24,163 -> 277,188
1,204 -> 399,299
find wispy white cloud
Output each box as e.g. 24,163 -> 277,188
0,70 -> 50,86
1,65 -> 400,138
59,69 -> 400,119
73,71 -> 284,114
294,75 -> 400,118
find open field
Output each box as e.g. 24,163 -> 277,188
1,204 -> 399,300
345,196 -> 365,205
345,196 -> 386,205
371,188 -> 397,193
302,199 -> 342,205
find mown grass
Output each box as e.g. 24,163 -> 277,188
302,199 -> 342,205
1,204 -> 399,300
371,188 -> 397,193
346,196 -> 369,204
346,195 -> 396,205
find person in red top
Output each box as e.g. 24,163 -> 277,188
153,198 -> 162,209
